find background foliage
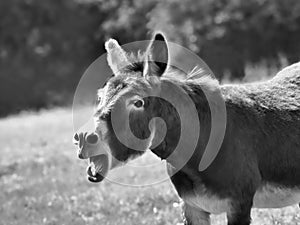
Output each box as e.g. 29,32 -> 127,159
1,0 -> 300,116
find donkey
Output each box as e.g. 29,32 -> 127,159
73,32 -> 300,225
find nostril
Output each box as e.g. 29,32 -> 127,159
73,133 -> 80,145
74,133 -> 79,141
86,133 -> 99,145
78,152 -> 84,159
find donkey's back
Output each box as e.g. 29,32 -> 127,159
220,62 -> 300,208
259,62 -> 300,110
222,62 -> 300,112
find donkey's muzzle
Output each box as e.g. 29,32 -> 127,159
73,132 -> 100,159
73,131 -> 111,183
73,132 -> 99,146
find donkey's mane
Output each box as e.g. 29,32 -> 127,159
124,51 -> 300,113
123,51 -> 145,73
125,51 -> 221,94
98,50 -> 223,115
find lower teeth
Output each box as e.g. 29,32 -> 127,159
90,164 -> 102,176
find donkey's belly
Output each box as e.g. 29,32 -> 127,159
185,184 -> 300,215
253,183 -> 300,208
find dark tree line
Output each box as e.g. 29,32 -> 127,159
149,0 -> 300,79
1,0 -> 300,116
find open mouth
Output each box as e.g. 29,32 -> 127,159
86,154 -> 109,183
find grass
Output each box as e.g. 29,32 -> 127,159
0,107 -> 299,225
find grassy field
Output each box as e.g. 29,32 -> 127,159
0,108 -> 299,225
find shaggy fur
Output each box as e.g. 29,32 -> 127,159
75,33 -> 300,225
167,62 -> 300,225
98,61 -> 300,225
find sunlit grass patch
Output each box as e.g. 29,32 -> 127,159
0,107 -> 299,225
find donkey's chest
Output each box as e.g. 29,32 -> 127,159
183,193 -> 231,214
182,185 -> 231,214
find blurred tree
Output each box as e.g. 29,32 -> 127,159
148,0 -> 300,80
99,0 -> 158,42
0,0 -> 300,116
0,0 -> 103,115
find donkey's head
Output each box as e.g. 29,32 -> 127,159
73,33 -> 182,182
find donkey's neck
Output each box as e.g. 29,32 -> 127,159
150,81 -> 213,168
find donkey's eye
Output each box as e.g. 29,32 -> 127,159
134,99 -> 144,108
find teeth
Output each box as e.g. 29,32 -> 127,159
89,160 -> 103,176
87,155 -> 108,177
95,164 -> 103,174
90,164 -> 97,176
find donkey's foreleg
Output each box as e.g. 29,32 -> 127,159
182,203 -> 210,225
226,197 -> 254,225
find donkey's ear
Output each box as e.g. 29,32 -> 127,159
105,39 -> 130,76
143,32 -> 169,77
